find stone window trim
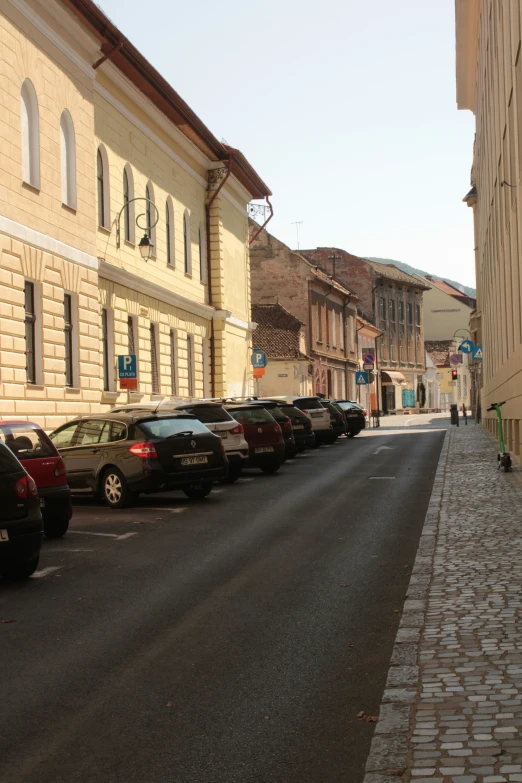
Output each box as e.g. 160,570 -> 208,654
150,321 -> 160,395
183,209 -> 192,276
186,333 -> 195,396
60,110 -> 76,210
166,197 -> 175,267
123,164 -> 135,244
145,181 -> 157,257
101,307 -> 115,392
21,79 -> 40,190
170,328 -> 177,396
199,223 -> 207,284
24,279 -> 43,386
97,145 -> 110,229
64,292 -> 79,389
202,336 -> 210,397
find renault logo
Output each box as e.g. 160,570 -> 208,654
190,440 -> 196,449
258,428 -> 262,433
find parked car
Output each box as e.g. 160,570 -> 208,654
113,401 -> 249,483
242,401 -> 296,458
49,412 -> 227,507
0,420 -> 72,538
260,400 -> 315,451
319,401 -> 347,440
271,396 -> 333,445
0,440 -> 42,580
224,404 -> 285,473
333,400 -> 366,436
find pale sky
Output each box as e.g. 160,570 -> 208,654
98,0 -> 477,287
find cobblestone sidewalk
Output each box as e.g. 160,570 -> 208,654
364,424 -> 522,783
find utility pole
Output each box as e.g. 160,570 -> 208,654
291,221 -> 303,250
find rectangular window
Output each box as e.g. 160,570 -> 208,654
101,308 -> 109,392
128,315 -> 135,355
150,323 -> 160,394
339,312 -> 344,350
407,302 -> 413,325
316,302 -> 322,342
389,338 -> 394,361
389,299 -> 396,323
463,374 -> 468,400
331,309 -> 336,347
24,281 -> 36,384
349,316 -> 355,352
380,297 -> 386,321
399,300 -> 404,323
202,337 -> 210,397
415,304 -> 420,325
64,293 -> 73,387
187,334 -> 195,396
170,328 -> 177,396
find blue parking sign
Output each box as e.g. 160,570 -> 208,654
117,354 -> 137,379
251,349 -> 267,369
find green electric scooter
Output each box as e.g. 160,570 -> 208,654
487,401 -> 512,471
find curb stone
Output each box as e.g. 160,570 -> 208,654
362,428 -> 450,782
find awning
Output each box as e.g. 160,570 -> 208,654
381,371 -> 406,386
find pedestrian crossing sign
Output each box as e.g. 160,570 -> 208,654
356,371 -> 368,385
472,345 -> 483,360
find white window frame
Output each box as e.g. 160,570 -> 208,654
183,209 -> 192,275
20,79 -> 40,189
123,164 -> 135,244
166,197 -> 175,267
97,144 -> 110,229
60,110 -> 76,209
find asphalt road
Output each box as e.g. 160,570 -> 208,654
0,416 -> 447,783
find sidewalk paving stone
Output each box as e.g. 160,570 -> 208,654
363,424 -> 522,783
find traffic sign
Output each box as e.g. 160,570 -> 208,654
251,349 -> 267,368
363,353 -> 375,365
117,354 -> 137,390
363,363 -> 374,371
449,353 -> 462,366
356,371 -> 368,385
253,367 -> 265,378
459,339 -> 474,354
471,345 -> 483,360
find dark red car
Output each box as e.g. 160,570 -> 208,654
0,421 -> 72,538
225,404 -> 285,474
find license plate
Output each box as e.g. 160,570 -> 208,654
39,498 -> 45,508
311,412 -> 323,418
181,456 -> 208,466
0,529 -> 8,542
293,424 -> 304,430
219,431 -> 228,439
255,446 -> 274,454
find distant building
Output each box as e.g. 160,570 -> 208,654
300,249 -> 428,413
417,275 -> 476,341
249,226 -> 359,398
251,304 -> 312,397
425,340 -> 471,411
356,316 -> 382,415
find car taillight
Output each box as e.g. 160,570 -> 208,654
15,475 -> 38,499
301,409 -> 309,414
274,423 -> 281,434
220,438 -> 225,454
129,442 -> 158,459
230,423 -> 244,435
54,458 -> 66,477
283,419 -> 292,430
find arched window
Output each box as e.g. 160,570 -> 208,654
123,164 -> 135,243
145,182 -> 156,255
20,79 -> 40,188
183,210 -> 191,275
60,110 -> 76,209
198,223 -> 206,283
96,145 -> 110,228
166,197 -> 175,266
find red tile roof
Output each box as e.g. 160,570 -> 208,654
425,340 -> 454,366
252,304 -> 303,359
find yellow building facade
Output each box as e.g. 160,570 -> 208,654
456,0 -> 522,456
1,0 -> 270,429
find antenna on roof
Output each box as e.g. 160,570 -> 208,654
152,396 -> 167,414
291,221 -> 303,250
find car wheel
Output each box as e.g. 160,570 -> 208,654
260,462 -> 280,474
223,464 -> 242,484
102,467 -> 133,509
351,430 -> 361,437
311,440 -> 321,449
43,515 -> 69,539
183,482 -> 213,499
1,554 -> 39,581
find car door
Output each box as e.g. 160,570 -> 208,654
50,422 -> 82,483
65,420 -> 111,490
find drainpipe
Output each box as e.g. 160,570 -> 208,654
248,196 -> 274,245
205,158 -> 232,397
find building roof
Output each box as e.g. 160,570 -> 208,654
252,304 -> 303,360
425,340 -> 454,367
309,264 -> 356,298
357,315 -> 383,336
424,277 -> 476,308
62,0 -> 271,199
366,260 -> 430,289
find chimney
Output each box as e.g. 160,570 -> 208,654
425,275 -> 433,281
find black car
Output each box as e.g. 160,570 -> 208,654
260,400 -> 315,451
50,412 -> 228,508
333,400 -> 366,436
243,401 -> 296,458
0,441 -> 42,580
320,400 -> 347,440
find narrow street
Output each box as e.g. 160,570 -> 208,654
0,417 -> 447,783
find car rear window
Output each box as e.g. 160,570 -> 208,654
178,405 -> 233,423
293,398 -> 324,411
338,402 -> 359,411
228,408 -> 276,425
255,405 -> 287,422
0,441 -> 24,473
0,423 -> 55,460
285,406 -> 309,421
138,417 -> 211,438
